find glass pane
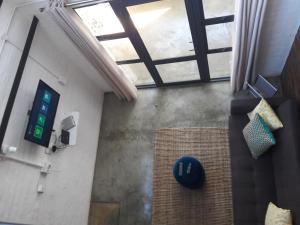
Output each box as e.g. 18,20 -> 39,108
119,63 -> 155,86
208,52 -> 232,78
206,22 -> 234,49
127,0 -> 195,60
75,3 -> 124,36
203,0 -> 235,18
101,38 -> 139,61
156,61 -> 200,83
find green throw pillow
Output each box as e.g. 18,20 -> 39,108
243,113 -> 276,159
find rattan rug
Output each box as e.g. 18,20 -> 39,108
153,128 -> 233,225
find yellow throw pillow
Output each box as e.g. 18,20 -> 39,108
248,98 -> 283,131
265,202 -> 292,225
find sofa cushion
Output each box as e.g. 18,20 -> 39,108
272,100 -> 300,224
229,115 -> 277,225
265,202 -> 292,225
243,113 -> 276,159
231,97 -> 287,115
247,98 -> 283,130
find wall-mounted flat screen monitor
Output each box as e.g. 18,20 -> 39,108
24,80 -> 60,147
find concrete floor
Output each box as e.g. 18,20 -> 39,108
91,82 -> 233,225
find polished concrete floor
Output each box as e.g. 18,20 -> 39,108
91,82 -> 233,225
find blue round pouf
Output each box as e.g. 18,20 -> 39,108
173,156 -> 205,189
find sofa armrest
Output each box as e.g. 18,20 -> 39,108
230,97 -> 287,115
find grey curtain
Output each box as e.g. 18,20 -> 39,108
231,0 -> 268,92
47,0 -> 138,101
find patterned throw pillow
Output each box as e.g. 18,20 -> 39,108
243,113 -> 276,159
265,202 -> 292,225
248,98 -> 283,131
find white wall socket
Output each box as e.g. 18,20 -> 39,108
1,145 -> 18,154
37,184 -> 44,193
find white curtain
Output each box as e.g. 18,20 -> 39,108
231,0 -> 268,92
47,0 -> 138,101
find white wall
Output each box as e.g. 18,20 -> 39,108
255,0 -> 300,77
0,7 -> 104,225
0,1 -> 15,52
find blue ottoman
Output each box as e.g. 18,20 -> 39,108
173,156 -> 205,189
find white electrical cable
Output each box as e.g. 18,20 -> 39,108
0,154 -> 43,169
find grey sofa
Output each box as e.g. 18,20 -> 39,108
229,97 -> 300,225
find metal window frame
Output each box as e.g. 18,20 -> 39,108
72,0 -> 234,89
110,1 -> 164,85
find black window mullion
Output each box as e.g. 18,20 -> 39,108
207,47 -> 232,54
153,55 -> 197,65
122,0 -> 161,6
117,55 -> 198,66
96,32 -> 128,41
136,76 -> 230,89
205,15 -> 234,25
110,1 -> 163,86
185,0 -> 210,81
116,59 -> 142,65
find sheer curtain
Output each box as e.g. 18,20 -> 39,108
47,0 -> 138,101
231,0 -> 268,92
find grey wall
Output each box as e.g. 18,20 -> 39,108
0,8 -> 104,225
255,0 -> 300,77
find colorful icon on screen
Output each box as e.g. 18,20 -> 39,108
43,90 -> 52,104
33,125 -> 43,139
40,102 -> 48,115
37,113 -> 46,126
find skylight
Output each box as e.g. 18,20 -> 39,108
74,0 -> 235,87
75,3 -> 124,36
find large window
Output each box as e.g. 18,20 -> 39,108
74,0 -> 235,88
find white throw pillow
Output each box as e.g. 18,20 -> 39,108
265,202 -> 292,225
